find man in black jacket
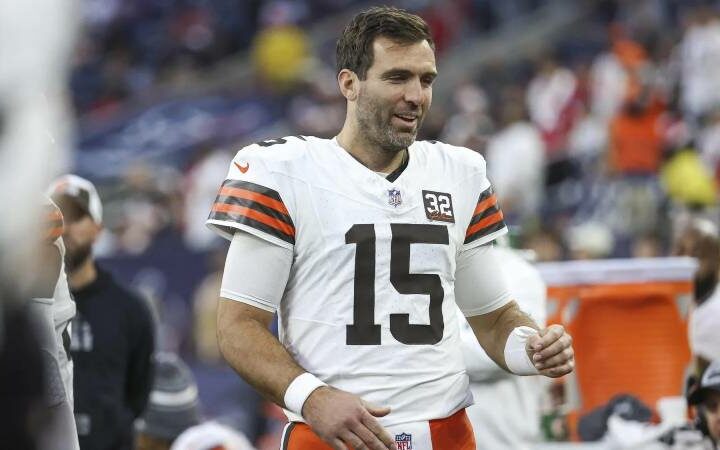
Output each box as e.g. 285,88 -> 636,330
50,174 -> 155,450
687,361 -> 720,449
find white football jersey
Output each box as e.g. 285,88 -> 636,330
41,198 -> 76,407
207,136 -> 507,426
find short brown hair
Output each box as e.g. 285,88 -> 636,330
336,6 -> 434,80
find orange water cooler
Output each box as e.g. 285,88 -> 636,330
536,257 -> 698,439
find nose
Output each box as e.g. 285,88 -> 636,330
403,77 -> 423,107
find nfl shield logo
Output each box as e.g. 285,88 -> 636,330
388,188 -> 402,207
395,433 -> 412,450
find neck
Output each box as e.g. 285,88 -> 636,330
336,123 -> 407,173
69,258 -> 97,290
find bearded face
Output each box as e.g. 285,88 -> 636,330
64,236 -> 93,272
355,87 -> 424,153
51,196 -> 98,273
351,37 -> 436,154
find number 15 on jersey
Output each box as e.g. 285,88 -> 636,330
345,223 -> 449,346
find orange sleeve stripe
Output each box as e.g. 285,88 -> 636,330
47,210 -> 63,220
465,210 -> 504,237
212,203 -> 295,237
45,227 -> 64,241
472,194 -> 497,217
219,186 -> 289,215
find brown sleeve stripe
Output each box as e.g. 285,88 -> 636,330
466,210 -> 504,237
464,186 -> 506,244
211,203 -> 294,237
464,219 -> 505,244
208,179 -> 295,244
472,193 -> 497,217
219,186 -> 289,216
468,202 -> 501,229
214,180 -> 293,229
223,179 -> 283,202
209,209 -> 295,244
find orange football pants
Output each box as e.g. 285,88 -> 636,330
281,408 -> 476,450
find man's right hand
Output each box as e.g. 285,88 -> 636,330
302,386 -> 397,450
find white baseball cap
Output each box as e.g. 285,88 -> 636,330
47,174 -> 103,224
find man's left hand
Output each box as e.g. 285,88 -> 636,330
526,324 -> 574,378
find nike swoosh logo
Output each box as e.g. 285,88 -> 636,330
234,161 -> 249,173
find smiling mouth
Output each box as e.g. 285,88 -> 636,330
393,114 -> 418,125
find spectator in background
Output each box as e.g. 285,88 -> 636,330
526,51 -> 580,157
679,6 -> 720,124
136,353 -> 201,450
49,175 -> 155,450
486,86 -> 545,225
417,1 -> 463,54
439,82 -> 494,152
183,147 -> 234,251
567,102 -> 607,166
460,244 -> 548,450
631,232 -> 663,258
687,360 -> 720,448
605,55 -> 667,239
661,144 -> 717,209
112,163 -> 185,256
136,352 -> 255,450
523,227 -> 565,262
605,26 -> 665,178
662,360 -> 720,449
590,25 -> 648,123
607,83 -> 665,176
288,66 -> 346,138
251,1 -> 310,91
567,221 -> 615,260
673,218 -> 720,375
698,107 -> 720,183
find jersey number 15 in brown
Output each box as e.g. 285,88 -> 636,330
345,223 -> 448,345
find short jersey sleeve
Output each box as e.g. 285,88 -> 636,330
460,153 -> 508,250
206,144 -> 296,249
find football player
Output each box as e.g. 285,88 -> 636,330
29,197 -> 79,450
209,6 -> 574,450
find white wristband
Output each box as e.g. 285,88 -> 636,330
504,326 -> 540,375
284,373 -> 327,416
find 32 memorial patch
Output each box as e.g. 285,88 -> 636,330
422,190 -> 455,223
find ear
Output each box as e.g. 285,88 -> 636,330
338,69 -> 359,102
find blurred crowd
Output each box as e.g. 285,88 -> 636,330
70,0 -> 550,118
58,0 -> 720,448
70,0 -> 366,116
86,0 -> 720,263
